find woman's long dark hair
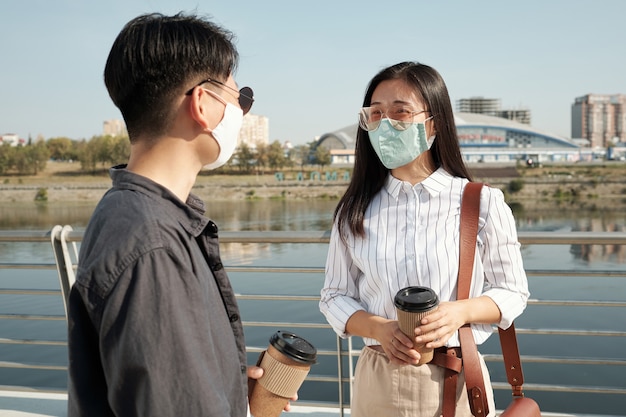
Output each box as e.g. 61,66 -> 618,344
335,61 -> 473,238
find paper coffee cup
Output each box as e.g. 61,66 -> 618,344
394,286 -> 439,365
249,331 -> 317,417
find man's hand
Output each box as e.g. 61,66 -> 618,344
247,365 -> 297,411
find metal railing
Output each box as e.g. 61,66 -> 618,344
1,229 -> 626,416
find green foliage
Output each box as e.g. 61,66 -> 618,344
255,143 -> 268,173
47,137 -> 79,161
232,143 -> 256,173
79,135 -> 130,174
267,140 -> 290,170
12,134 -> 336,177
291,144 -> 311,169
508,179 -> 524,193
34,187 -> 48,202
312,145 -> 331,168
0,144 -> 14,174
0,141 -> 49,175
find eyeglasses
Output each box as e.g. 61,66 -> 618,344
358,106 -> 429,131
186,78 -> 254,115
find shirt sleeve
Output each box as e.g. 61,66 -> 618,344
319,224 -> 366,338
478,186 -> 530,329
98,248 -> 237,417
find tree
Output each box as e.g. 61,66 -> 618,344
313,145 -> 331,169
0,144 -> 15,175
29,140 -> 50,174
290,144 -> 311,169
0,141 -> 50,175
78,138 -> 99,173
77,135 -> 129,173
93,135 -> 114,168
233,143 -> 256,173
109,135 -> 131,166
267,140 -> 288,170
47,137 -> 75,161
255,143 -> 269,174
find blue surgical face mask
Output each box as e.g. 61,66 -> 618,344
368,116 -> 435,169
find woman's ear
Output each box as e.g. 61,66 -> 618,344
428,118 -> 436,136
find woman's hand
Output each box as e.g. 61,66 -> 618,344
414,297 -> 501,349
413,301 -> 467,349
374,320 -> 420,366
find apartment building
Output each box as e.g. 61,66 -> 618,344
571,94 -> 626,148
456,97 -> 531,124
239,113 -> 269,147
102,119 -> 127,137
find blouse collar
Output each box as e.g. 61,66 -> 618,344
384,167 -> 454,200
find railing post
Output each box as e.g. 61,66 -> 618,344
336,335 -> 344,416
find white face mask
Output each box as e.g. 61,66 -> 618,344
203,102 -> 244,170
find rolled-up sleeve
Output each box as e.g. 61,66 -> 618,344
478,187 -> 530,329
319,225 -> 366,338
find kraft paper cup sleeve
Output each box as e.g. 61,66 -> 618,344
256,349 -> 311,398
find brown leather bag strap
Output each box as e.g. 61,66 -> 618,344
457,182 -> 489,417
457,182 -> 529,415
458,182 -> 482,300
498,324 -> 526,398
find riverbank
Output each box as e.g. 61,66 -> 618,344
1,161 -> 626,212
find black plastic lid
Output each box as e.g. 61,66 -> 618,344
394,286 -> 439,312
269,331 -> 317,364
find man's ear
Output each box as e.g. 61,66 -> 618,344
188,87 -> 211,131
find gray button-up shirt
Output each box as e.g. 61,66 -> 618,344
68,166 -> 247,417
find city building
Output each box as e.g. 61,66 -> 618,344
315,124 -> 357,166
456,97 -> 531,125
103,114 -> 269,148
239,113 -> 269,148
457,97 -> 501,115
454,112 -> 580,163
571,94 -> 626,148
102,119 -> 127,137
316,112 -> 589,166
0,133 -> 24,147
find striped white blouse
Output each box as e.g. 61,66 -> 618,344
319,168 -> 529,347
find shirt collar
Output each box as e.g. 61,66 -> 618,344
384,167 -> 454,200
109,165 -> 210,237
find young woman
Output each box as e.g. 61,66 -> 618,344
319,62 -> 529,416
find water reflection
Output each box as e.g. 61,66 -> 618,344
0,200 -> 337,232
570,218 -> 626,264
0,202 -> 97,230
0,200 -> 624,264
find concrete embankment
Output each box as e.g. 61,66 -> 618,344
1,164 -> 625,213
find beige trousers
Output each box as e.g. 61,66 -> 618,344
351,346 -> 496,417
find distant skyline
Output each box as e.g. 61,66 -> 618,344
1,0 -> 625,145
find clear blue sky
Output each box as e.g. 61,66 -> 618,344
1,0 -> 625,145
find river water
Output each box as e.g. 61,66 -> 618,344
0,200 -> 625,415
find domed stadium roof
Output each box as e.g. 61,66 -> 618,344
318,112 -> 577,150
317,124 -> 357,150
454,112 -> 577,148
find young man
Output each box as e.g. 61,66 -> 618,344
67,13 -> 258,416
